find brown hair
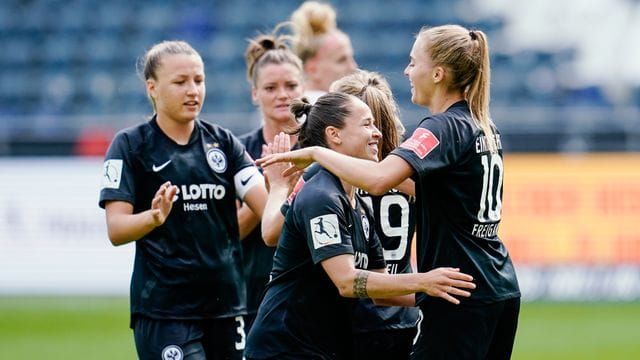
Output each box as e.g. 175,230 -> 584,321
289,92 -> 354,148
418,25 -> 496,152
330,70 -> 404,159
244,27 -> 303,87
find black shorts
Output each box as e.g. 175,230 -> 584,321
133,315 -> 247,360
411,297 -> 520,360
353,327 -> 417,360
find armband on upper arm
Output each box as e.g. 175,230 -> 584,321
234,166 -> 264,200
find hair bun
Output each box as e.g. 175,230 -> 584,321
290,97 -> 313,120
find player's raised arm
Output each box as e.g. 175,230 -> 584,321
105,181 -> 178,245
258,147 -> 413,196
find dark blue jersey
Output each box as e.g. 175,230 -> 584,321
237,127 -> 275,315
99,117 -> 255,321
391,101 -> 520,305
352,189 -> 420,333
245,168 -> 386,359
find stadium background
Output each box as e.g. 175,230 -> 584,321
0,0 -> 639,358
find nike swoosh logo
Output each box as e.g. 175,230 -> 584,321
152,160 -> 172,172
240,175 -> 254,186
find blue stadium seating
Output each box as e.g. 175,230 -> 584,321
0,0 -> 637,154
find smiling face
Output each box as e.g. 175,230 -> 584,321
252,62 -> 304,124
333,97 -> 381,161
146,53 -> 205,124
404,34 -> 436,108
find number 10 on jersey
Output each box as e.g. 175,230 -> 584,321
477,153 -> 503,223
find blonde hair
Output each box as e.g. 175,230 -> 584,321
418,25 -> 497,152
290,1 -> 340,63
244,27 -> 303,87
330,70 -> 404,159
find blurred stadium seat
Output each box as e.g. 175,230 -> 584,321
0,0 -> 638,155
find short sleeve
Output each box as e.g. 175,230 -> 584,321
98,131 -> 137,208
391,117 -> 460,180
294,187 -> 354,265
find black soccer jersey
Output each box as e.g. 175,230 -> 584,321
99,117 -> 255,321
352,189 -> 419,333
237,127 -> 275,316
281,164 -> 419,333
244,168 -> 386,359
391,100 -> 520,305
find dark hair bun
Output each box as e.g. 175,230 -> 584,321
290,97 -> 313,120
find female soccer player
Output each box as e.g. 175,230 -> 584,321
99,40 -> 267,360
245,93 -> 475,360
257,25 -> 521,360
330,70 -> 419,359
260,70 -> 419,358
237,29 -> 304,332
289,1 -> 357,103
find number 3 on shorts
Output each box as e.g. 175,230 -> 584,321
234,315 -> 246,350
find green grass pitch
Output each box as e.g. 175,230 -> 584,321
1,297 -> 639,359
